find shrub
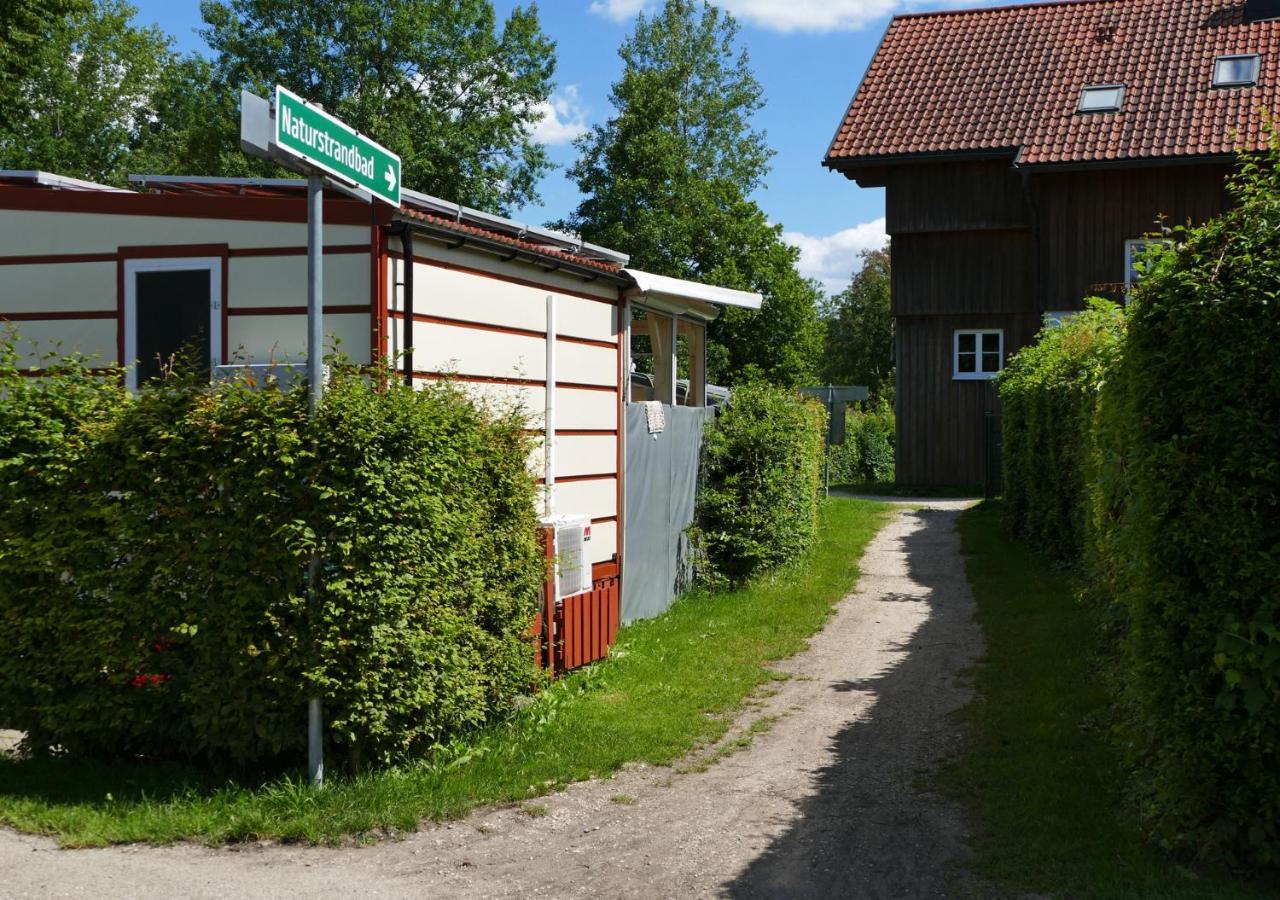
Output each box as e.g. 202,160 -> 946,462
1088,143 -> 1280,867
693,382 -> 826,587
0,350 -> 542,770
996,299 -> 1126,562
828,398 -> 895,486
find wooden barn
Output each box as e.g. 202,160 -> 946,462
0,170 -> 759,671
823,0 -> 1280,486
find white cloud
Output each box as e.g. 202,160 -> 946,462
530,85 -> 590,146
588,0 -> 651,23
589,1 -> 1017,33
783,218 -> 887,295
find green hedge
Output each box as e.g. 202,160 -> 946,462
995,141 -> 1280,868
0,347 -> 542,770
693,382 -> 826,587
1089,149 -> 1280,867
828,399 -> 895,486
997,300 -> 1126,562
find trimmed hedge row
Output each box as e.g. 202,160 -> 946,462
694,382 -> 826,587
0,349 -> 542,770
997,299 -> 1126,561
997,143 -> 1280,868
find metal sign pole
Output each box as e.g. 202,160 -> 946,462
306,174 -> 324,787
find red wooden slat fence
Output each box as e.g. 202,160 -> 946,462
530,527 -> 621,675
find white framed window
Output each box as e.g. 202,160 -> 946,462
1078,84 -> 1125,113
953,329 -> 1004,380
1125,239 -> 1172,287
1213,54 -> 1261,88
123,257 -> 222,392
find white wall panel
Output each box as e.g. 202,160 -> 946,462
229,254 -> 369,309
0,261 -> 116,313
555,294 -> 617,343
556,341 -> 616,387
8,318 -> 116,366
388,257 -> 619,344
587,520 -> 617,565
556,435 -> 617,478
554,477 -> 617,520
410,321 -> 545,381
409,241 -> 618,305
227,313 -> 370,364
0,210 -> 368,256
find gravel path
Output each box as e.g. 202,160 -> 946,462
1,502 -> 984,900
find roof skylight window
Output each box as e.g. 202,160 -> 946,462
1213,55 -> 1261,88
1078,84 -> 1125,113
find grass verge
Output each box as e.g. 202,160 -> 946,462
0,497 -> 891,847
943,502 -> 1265,899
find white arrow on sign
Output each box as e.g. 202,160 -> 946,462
385,165 -> 397,193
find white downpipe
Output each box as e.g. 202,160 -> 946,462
545,294 -> 556,517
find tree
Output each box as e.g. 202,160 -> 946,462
0,0 -> 181,184
558,0 -> 823,386
821,246 -> 894,399
199,0 -> 558,213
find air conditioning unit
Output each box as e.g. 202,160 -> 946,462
212,363 -> 328,391
541,514 -> 592,600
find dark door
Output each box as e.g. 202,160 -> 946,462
135,269 -> 212,383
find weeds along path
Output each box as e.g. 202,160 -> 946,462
1,502 -> 983,900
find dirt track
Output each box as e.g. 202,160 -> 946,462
1,502 -> 984,900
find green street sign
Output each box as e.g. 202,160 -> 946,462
274,85 -> 401,207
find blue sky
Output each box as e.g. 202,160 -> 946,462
129,0 -> 1027,293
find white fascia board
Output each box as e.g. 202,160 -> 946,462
0,170 -> 130,192
623,269 -> 763,314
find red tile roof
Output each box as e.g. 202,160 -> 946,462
398,207 -> 626,275
825,0 -> 1280,168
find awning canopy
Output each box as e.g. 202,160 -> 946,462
623,268 -> 762,321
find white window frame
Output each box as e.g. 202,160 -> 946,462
1213,54 -> 1261,89
123,257 -> 222,392
1078,84 -> 1125,113
953,329 -> 1004,381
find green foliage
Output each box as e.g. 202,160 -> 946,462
558,0 -> 823,386
996,138 -> 1280,869
821,247 -> 894,400
0,0 -> 184,184
198,0 -> 557,212
1088,141 -> 1280,868
0,345 -> 541,770
693,383 -> 826,586
996,299 -> 1127,562
828,399 -> 895,486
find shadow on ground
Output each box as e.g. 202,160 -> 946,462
721,508 -> 983,900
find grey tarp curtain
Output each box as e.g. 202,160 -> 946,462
622,403 -> 713,623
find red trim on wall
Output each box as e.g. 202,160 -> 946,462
390,249 -> 622,307
591,515 -> 618,526
412,370 -> 618,393
227,304 -> 371,317
0,310 -> 116,321
546,472 -> 617,485
228,244 -> 369,258
0,187 -> 383,226
0,252 -> 117,267
117,243 -> 232,260
391,309 -> 617,350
